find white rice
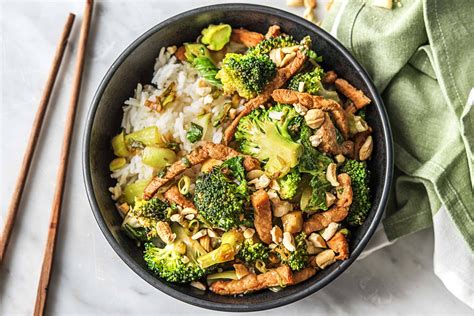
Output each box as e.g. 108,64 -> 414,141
109,46 -> 229,200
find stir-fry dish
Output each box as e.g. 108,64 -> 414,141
109,24 -> 373,295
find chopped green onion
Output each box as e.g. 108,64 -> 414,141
178,175 -> 191,195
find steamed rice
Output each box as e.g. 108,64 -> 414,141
109,46 -> 230,200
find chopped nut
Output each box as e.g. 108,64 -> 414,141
271,226 -> 283,244
156,221 -> 176,244
246,169 -> 265,180
321,222 -> 340,241
359,136 -> 373,161
298,81 -> 305,92
280,52 -> 296,67
170,213 -> 183,223
199,235 -> 212,252
306,240 -> 324,255
316,249 -> 336,269
181,255 -> 190,264
191,229 -> 208,240
190,281 -> 206,291
243,228 -> 256,239
304,0 -> 317,9
166,45 -> 177,54
305,109 -> 325,129
181,207 -> 197,215
372,0 -> 393,9
309,134 -> 322,147
201,158 -> 223,173
269,48 -> 285,67
354,116 -> 369,133
282,232 -> 296,252
308,233 -> 327,248
250,174 -> 271,189
207,229 -> 218,238
281,46 -> 300,54
184,214 -> 195,220
287,0 -> 304,7
271,199 -> 293,217
335,154 -> 346,164
282,211 -> 303,234
326,163 -> 340,186
325,192 -> 336,207
294,103 -> 308,115
234,264 -> 250,279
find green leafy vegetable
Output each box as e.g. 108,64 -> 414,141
193,57 -> 222,88
186,123 -> 204,143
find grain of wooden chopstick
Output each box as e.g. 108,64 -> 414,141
33,1 -> 93,314
0,13 -> 76,264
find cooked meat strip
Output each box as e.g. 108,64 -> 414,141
265,25 -> 281,39
303,207 -> 349,235
230,28 -> 265,47
209,265 -> 293,295
144,146 -> 209,199
271,89 -> 349,139
334,78 -> 371,109
291,266 -> 317,285
322,70 -> 338,84
144,142 -> 259,199
202,142 -> 260,171
251,189 -> 273,244
163,185 -> 194,209
315,113 -> 354,157
334,173 -> 353,208
327,232 -> 349,260
223,52 -> 307,144
175,46 -> 186,62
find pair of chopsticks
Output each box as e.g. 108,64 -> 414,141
0,1 -> 93,314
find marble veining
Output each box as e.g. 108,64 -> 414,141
0,0 -> 471,314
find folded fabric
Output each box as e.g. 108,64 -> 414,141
321,0 -> 473,307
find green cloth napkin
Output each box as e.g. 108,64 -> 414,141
322,0 -> 473,251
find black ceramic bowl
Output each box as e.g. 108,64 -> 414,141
83,3 -> 393,312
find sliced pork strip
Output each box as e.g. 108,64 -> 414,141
251,189 -> 273,244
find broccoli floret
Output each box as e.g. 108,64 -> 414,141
298,123 -> 333,175
277,168 -> 301,200
193,156 -> 248,230
287,67 -> 340,102
287,68 -> 324,94
197,231 -> 244,268
341,160 -> 371,226
144,224 -> 208,283
235,104 -> 303,178
247,35 -> 298,56
216,53 -> 276,99
122,198 -> 170,241
237,239 -> 269,264
274,232 -> 308,271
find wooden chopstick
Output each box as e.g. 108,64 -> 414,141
0,13 -> 76,264
33,1 -> 94,314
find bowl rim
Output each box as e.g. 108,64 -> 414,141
83,3 -> 393,312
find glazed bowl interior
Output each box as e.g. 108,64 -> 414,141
83,4 -> 392,312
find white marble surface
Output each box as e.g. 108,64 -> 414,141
0,0 -> 472,314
